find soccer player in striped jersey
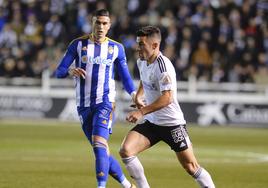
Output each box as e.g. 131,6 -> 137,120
120,26 -> 215,188
56,9 -> 136,188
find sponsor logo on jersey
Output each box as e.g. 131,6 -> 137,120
102,119 -> 107,124
81,55 -> 88,63
82,56 -> 112,66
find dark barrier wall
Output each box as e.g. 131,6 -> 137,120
0,95 -> 268,127
180,103 -> 268,126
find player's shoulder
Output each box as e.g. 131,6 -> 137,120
69,35 -> 89,46
156,54 -> 173,73
107,37 -> 123,47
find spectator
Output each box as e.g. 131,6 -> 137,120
44,14 -> 65,42
191,40 -> 213,80
14,58 -> 34,77
31,50 -> 48,78
1,58 -> 16,78
10,10 -> 25,39
0,7 -> 7,32
21,13 -> 43,55
0,0 -> 267,83
0,23 -> 18,48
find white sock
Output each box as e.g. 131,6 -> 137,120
122,156 -> 150,188
120,177 -> 132,188
192,167 -> 215,188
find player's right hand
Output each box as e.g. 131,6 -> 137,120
135,97 -> 146,109
68,68 -> 87,79
126,109 -> 143,123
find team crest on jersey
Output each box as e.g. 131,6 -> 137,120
81,55 -> 88,63
171,127 -> 184,143
108,46 -> 114,54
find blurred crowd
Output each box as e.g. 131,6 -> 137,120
0,0 -> 268,84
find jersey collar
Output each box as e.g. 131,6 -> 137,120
89,33 -> 108,44
152,52 -> 162,64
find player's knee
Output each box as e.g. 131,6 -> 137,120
182,161 -> 199,175
119,145 -> 133,158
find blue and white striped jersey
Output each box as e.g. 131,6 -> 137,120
56,35 -> 135,107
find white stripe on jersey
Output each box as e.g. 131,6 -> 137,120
73,39 -> 126,107
96,42 -> 109,104
108,45 -> 118,102
84,41 -> 94,106
76,41 -> 82,106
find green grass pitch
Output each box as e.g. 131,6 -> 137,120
0,120 -> 268,188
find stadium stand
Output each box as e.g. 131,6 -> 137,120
0,0 -> 267,85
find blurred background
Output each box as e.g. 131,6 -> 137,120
0,1 -> 268,188
0,0 -> 267,126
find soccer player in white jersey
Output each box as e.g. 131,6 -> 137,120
119,26 -> 215,188
56,9 -> 136,188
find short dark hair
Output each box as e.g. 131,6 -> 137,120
136,26 -> 161,41
93,9 -> 110,17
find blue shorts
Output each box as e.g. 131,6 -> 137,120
77,102 -> 114,144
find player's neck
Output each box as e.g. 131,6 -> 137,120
90,33 -> 106,43
147,51 -> 159,65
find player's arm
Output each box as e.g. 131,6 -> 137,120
55,40 -> 86,78
126,72 -> 173,123
134,81 -> 145,109
115,44 -> 136,96
140,90 -> 172,115
142,71 -> 173,114
126,89 -> 172,123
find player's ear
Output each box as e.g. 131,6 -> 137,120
152,42 -> 158,50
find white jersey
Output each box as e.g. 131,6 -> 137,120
137,53 -> 186,126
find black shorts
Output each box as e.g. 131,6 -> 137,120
131,120 -> 191,152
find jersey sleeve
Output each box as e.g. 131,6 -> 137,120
55,40 -> 78,78
114,43 -> 136,95
156,61 -> 173,92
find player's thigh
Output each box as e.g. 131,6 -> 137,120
120,130 -> 150,157
77,107 -> 93,143
120,121 -> 159,157
92,102 -> 113,141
